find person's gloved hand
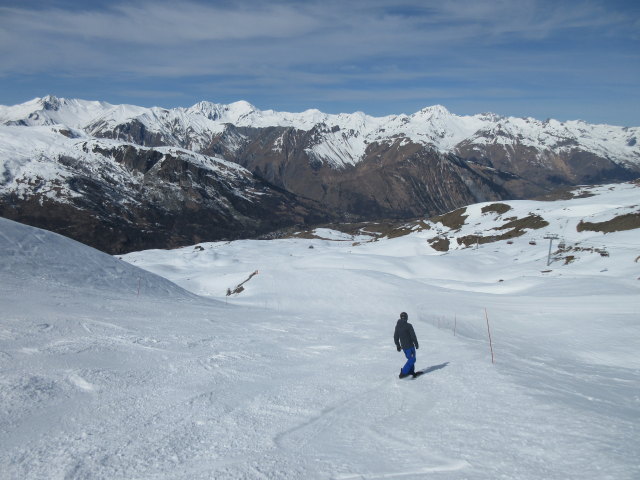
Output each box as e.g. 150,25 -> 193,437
397,346 -> 401,352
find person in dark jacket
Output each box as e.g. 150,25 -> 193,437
394,311 -> 419,378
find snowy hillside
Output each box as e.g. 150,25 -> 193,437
1,183 -> 638,479
2,95 -> 638,169
0,117 -> 337,254
0,217 -> 192,298
0,96 -> 114,129
0,124 -> 255,203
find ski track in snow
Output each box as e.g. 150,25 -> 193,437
1,185 -> 640,479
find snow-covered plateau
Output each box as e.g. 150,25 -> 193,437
1,182 -> 638,479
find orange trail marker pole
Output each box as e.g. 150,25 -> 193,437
484,308 -> 495,364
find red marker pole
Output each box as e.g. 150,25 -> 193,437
484,308 -> 495,364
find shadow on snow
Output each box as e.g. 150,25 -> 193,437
418,362 -> 449,375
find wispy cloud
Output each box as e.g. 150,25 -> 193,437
1,2 -> 321,44
0,0 -> 631,75
0,0 -> 638,124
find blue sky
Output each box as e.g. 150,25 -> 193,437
1,0 -> 639,125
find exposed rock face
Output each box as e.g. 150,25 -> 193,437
231,131 -> 508,218
81,101 -> 639,213
1,96 -> 638,253
0,136 -> 336,254
455,142 -> 638,198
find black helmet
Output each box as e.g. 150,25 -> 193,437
400,312 -> 408,320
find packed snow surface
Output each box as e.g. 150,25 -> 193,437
1,183 -> 639,479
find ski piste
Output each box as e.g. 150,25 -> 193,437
2,179 -> 639,479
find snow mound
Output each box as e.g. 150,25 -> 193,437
0,217 -> 191,299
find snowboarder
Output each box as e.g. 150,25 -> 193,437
394,312 -> 419,378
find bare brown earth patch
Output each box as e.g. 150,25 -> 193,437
431,208 -> 468,231
386,220 -> 431,239
497,214 -> 550,232
456,230 -> 525,248
576,212 -> 640,233
456,214 -> 549,248
481,203 -> 512,215
428,236 -> 451,252
288,219 -> 432,242
555,245 -> 610,264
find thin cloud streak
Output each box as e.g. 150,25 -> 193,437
0,0 -> 638,124
0,2 -> 321,44
1,0 -> 631,76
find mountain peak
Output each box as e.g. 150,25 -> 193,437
40,95 -> 63,111
417,105 -> 452,117
188,100 -> 258,123
188,101 -> 224,120
225,100 -> 258,116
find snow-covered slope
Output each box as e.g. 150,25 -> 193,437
1,183 -> 638,479
426,182 -> 640,258
0,216 -> 193,298
0,120 -> 337,253
0,95 -> 113,128
0,124 -> 254,203
125,181 -> 640,302
2,96 -> 638,169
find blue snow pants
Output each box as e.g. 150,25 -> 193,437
401,347 -> 416,375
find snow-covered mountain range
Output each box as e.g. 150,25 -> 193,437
1,95 -> 639,253
2,95 -> 639,168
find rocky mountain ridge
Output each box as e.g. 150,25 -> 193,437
0,125 -> 334,253
1,96 -> 638,253
3,96 -> 638,167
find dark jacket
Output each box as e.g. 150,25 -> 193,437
394,318 -> 419,350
